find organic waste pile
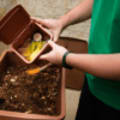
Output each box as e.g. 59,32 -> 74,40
0,62 -> 61,115
18,32 -> 46,61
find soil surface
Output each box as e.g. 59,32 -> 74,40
0,62 -> 61,115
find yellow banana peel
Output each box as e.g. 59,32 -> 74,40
22,41 -> 46,61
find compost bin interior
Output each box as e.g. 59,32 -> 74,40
13,22 -> 50,52
0,51 -> 64,119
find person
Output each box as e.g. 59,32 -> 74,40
33,0 -> 120,119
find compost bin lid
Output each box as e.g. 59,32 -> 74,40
0,5 -> 30,45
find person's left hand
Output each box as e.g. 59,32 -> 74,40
39,40 -> 68,65
32,17 -> 64,42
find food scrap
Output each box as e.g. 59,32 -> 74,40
18,32 -> 46,61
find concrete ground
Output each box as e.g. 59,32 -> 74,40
65,89 -> 81,120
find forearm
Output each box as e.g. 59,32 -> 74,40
59,0 -> 93,28
66,53 -> 120,80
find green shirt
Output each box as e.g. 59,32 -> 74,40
87,0 -> 120,110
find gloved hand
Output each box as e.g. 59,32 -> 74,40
32,17 -> 64,42
39,40 -> 68,65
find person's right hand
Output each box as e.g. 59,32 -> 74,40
32,17 -> 64,42
39,40 -> 68,65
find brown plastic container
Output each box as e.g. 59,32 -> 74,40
58,37 -> 88,90
0,5 -> 52,64
0,50 -> 66,120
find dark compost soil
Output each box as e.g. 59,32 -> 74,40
0,62 -> 61,115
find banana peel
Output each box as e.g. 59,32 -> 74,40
22,41 -> 46,61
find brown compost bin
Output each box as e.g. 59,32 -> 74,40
0,5 -> 52,64
0,50 -> 65,120
58,37 -> 88,90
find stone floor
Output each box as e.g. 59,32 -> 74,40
64,89 -> 81,120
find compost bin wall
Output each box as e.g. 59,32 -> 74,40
58,37 -> 88,90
